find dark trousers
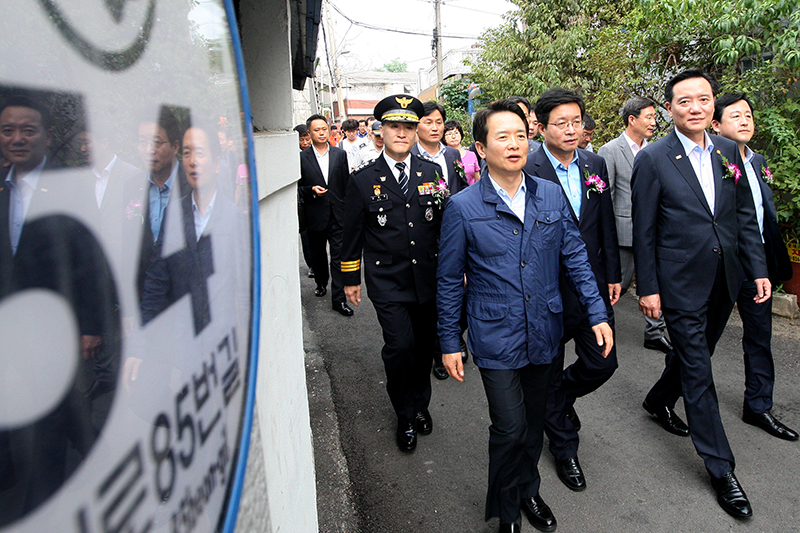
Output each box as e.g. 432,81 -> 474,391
371,299 -> 435,424
737,279 -> 775,414
545,313 -> 618,460
645,268 -> 736,478
300,230 -> 314,270
479,362 -> 553,524
307,220 -> 344,304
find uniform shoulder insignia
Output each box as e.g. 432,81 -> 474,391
352,158 -> 378,175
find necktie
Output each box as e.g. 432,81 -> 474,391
396,162 -> 409,196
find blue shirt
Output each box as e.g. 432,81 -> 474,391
487,173 -> 526,222
543,144 -> 582,219
148,161 -> 177,242
743,146 -> 764,242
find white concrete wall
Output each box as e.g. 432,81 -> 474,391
236,0 -> 318,532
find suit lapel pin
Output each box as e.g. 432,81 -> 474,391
416,171 -> 422,177
379,176 -> 386,182
675,155 -> 682,160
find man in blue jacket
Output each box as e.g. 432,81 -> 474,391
437,99 -> 613,533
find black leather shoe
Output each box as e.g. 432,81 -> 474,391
333,302 -> 354,316
642,399 -> 689,436
711,471 -> 752,518
460,337 -> 469,364
432,359 -> 449,380
555,456 -> 586,492
742,409 -> 799,441
644,337 -> 672,354
314,285 -> 327,297
521,493 -> 557,532
396,422 -> 417,452
565,405 -> 581,431
415,410 -> 433,435
498,522 -> 521,533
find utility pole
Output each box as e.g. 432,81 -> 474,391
326,0 -> 346,120
434,0 -> 443,97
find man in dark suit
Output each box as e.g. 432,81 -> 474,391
633,70 -> 770,518
438,99 -> 613,533
411,101 -> 468,195
341,95 -> 442,452
597,97 -> 673,354
524,88 -> 621,493
299,114 -> 352,317
711,93 -> 797,441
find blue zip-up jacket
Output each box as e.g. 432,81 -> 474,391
437,171 -> 608,369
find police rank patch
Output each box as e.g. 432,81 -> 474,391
377,214 -> 387,226
373,184 -> 381,195
425,207 -> 434,221
418,182 -> 434,195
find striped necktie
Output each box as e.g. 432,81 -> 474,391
396,162 -> 409,196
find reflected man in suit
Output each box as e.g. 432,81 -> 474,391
633,70 -> 770,518
299,114 -> 352,316
711,93 -> 797,441
524,88 -> 621,493
597,96 -> 673,354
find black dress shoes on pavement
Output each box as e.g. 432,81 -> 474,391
415,410 -> 433,435
314,284 -> 327,297
565,405 -> 581,431
555,456 -> 586,492
432,359 -> 449,380
711,471 -> 752,518
642,399 -> 689,436
521,494 -> 557,532
498,522 -> 521,533
644,336 -> 672,354
333,302 -> 354,316
742,409 -> 799,441
396,421 -> 417,452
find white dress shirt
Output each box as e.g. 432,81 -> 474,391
93,154 -> 118,208
6,157 -> 45,255
416,141 -> 449,184
313,144 -> 330,184
623,132 -> 648,157
743,146 -> 765,242
676,130 -> 715,214
384,152 -> 413,186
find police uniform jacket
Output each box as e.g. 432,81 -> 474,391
437,170 -> 608,370
341,154 -> 443,303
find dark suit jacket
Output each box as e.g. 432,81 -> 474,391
411,144 -> 468,194
341,154 -> 443,303
631,130 -> 768,311
524,146 -> 621,314
750,152 -> 793,285
298,145 -> 349,232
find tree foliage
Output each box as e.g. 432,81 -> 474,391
438,79 -> 473,145
471,0 -> 800,229
380,58 -> 408,73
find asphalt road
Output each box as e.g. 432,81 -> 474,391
303,265 -> 800,533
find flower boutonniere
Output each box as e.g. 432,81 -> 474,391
761,164 -> 774,185
717,151 -> 741,184
126,200 -> 145,224
453,159 -> 467,182
432,172 -> 450,208
583,170 -> 607,199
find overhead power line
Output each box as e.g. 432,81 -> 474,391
328,2 -> 479,40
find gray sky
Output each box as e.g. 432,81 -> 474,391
323,0 -> 517,74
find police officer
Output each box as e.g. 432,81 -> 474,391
341,95 -> 444,452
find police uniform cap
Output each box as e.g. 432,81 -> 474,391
374,95 -> 424,124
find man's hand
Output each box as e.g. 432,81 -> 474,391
312,185 -> 328,196
639,293 -> 661,319
753,278 -> 772,304
81,335 -> 103,360
122,357 -> 142,392
443,352 -> 464,382
345,285 -> 361,307
608,283 -> 622,306
591,322 -> 614,358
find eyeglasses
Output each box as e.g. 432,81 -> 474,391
444,131 -> 460,137
547,119 -> 583,131
138,139 -> 170,149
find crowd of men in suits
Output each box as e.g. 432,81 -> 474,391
0,94 -> 250,525
297,68 -> 796,532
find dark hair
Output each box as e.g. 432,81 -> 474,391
713,93 -> 753,123
294,124 -> 309,136
422,101 -> 446,121
664,69 -> 719,103
0,94 -> 53,130
183,117 -> 221,161
534,88 -> 585,129
330,124 -> 338,130
366,116 -> 376,123
506,95 -> 532,114
341,119 -> 358,132
156,106 -> 181,145
306,113 -> 328,130
582,113 -> 596,130
358,119 -> 366,125
473,99 -> 529,146
620,96 -> 655,127
444,120 -> 463,139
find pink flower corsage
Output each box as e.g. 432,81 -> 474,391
125,200 -> 144,223
432,173 -> 450,208
718,152 -> 741,184
583,171 -> 607,199
761,165 -> 774,184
